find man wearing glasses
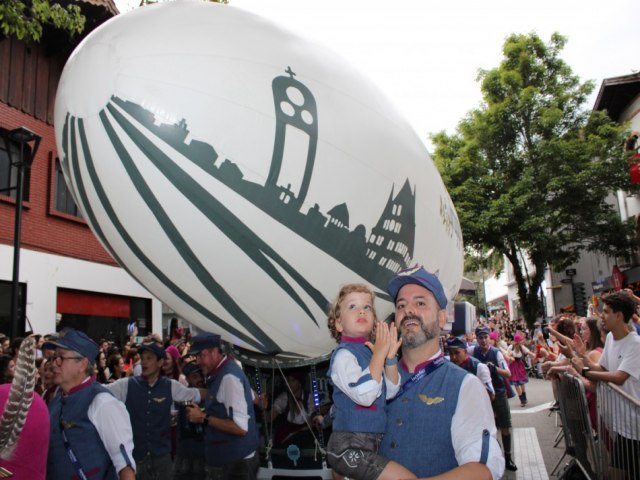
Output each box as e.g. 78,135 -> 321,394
186,332 -> 259,480
45,328 -> 136,480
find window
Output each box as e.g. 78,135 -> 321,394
54,159 -> 80,217
0,139 -> 31,201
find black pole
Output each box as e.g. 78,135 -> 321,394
10,146 -> 25,340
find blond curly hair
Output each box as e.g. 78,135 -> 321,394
327,283 -> 378,343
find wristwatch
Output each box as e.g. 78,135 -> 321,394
581,367 -> 590,378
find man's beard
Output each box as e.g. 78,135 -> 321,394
400,314 -> 440,349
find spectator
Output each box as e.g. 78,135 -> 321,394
9,338 -> 23,361
572,292 -> 640,479
95,350 -> 109,384
106,353 -> 126,383
0,356 -> 15,384
0,336 -> 50,479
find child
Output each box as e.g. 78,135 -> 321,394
326,283 -> 415,480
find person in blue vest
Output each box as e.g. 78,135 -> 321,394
105,342 -> 201,480
45,328 -> 136,480
173,361 -> 206,480
186,332 -> 260,480
446,336 -> 495,400
379,265 -> 504,479
470,326 -> 518,472
325,283 -> 415,480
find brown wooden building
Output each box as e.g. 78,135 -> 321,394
0,1 -> 161,344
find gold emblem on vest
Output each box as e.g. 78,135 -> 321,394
418,393 -> 444,405
153,397 -> 166,403
61,421 -> 77,429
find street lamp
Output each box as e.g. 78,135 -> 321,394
2,127 -> 41,340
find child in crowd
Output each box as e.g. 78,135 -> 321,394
326,283 -> 415,480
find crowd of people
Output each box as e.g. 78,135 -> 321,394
0,266 -> 638,479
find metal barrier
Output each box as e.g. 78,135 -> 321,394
553,373 -> 600,479
596,381 -> 640,480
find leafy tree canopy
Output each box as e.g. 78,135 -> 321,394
0,0 -> 85,42
432,32 -> 637,328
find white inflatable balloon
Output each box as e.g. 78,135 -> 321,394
54,1 -> 463,363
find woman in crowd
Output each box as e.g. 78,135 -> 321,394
507,334 -> 536,406
0,355 -> 15,384
567,317 -> 606,428
169,317 -> 184,344
164,345 -> 186,385
106,353 -> 126,383
125,346 -> 141,376
39,358 -> 57,404
95,350 -> 109,384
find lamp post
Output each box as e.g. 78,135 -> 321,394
3,127 -> 41,340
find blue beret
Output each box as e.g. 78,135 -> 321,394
43,328 -> 99,363
189,332 -> 221,355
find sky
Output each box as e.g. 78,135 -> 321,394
114,0 -> 639,151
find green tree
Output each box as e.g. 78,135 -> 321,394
0,0 -> 85,42
432,32 -> 637,329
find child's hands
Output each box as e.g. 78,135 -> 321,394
366,321 -> 391,359
388,322 -> 402,359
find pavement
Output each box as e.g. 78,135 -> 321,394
504,377 -> 569,479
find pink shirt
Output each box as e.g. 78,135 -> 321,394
0,384 -> 50,479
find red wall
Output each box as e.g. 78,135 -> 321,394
0,101 -> 117,266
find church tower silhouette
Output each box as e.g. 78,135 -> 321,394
267,67 -> 318,210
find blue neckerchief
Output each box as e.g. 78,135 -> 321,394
387,354 -> 448,403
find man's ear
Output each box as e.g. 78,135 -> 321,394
438,309 -> 448,330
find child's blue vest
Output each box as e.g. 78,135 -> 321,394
48,379 -> 117,480
125,376 -> 173,460
329,341 -> 387,433
204,357 -> 258,466
380,361 -> 466,477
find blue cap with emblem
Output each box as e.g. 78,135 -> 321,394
189,332 -> 221,355
43,328 -> 99,363
446,337 -> 467,350
138,342 -> 167,360
386,265 -> 448,309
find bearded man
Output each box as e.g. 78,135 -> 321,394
378,265 -> 504,480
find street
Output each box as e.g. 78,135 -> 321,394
506,377 -> 566,479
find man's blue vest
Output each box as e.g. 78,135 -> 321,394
472,346 -> 506,393
125,376 -> 173,461
458,355 -> 481,375
203,357 -> 258,466
329,341 -> 387,433
380,361 -> 466,478
48,379 -> 117,480
176,402 -> 205,459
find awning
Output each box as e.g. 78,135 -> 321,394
458,277 -> 476,294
